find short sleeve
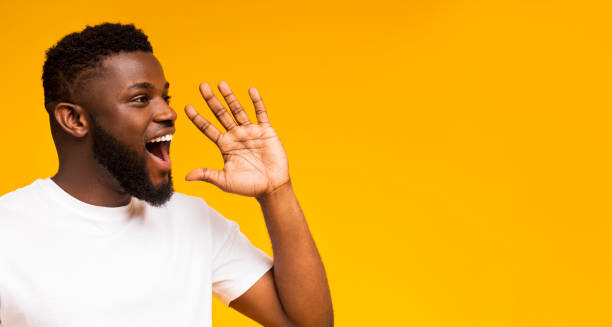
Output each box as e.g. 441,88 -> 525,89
208,206 -> 273,306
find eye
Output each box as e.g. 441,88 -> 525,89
131,95 -> 150,104
163,95 -> 172,104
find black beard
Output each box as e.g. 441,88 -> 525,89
90,118 -> 173,207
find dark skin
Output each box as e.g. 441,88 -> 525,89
51,52 -> 175,206
51,51 -> 333,327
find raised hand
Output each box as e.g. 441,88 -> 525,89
184,82 -> 290,198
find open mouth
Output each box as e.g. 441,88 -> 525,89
145,134 -> 172,162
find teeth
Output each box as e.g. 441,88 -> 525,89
147,134 -> 173,143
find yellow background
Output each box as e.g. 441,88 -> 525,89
0,0 -> 610,326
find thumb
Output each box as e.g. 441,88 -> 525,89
185,168 -> 226,188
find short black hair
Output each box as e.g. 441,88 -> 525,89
42,23 -> 153,112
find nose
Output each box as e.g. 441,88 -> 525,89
153,99 -> 177,125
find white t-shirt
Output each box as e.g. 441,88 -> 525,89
0,178 -> 273,327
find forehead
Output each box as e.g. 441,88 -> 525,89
97,51 -> 166,90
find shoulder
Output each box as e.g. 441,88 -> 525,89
0,179 -> 48,239
157,192 -> 241,247
153,191 -> 216,230
164,192 -> 238,233
0,179 -> 46,214
163,191 -> 211,213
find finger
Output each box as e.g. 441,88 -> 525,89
218,81 -> 252,126
199,82 -> 237,131
185,167 -> 226,189
248,87 -> 270,125
184,104 -> 222,144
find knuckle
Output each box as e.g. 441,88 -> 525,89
213,109 -> 228,118
203,93 -> 216,101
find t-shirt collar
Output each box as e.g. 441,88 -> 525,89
39,177 -> 136,222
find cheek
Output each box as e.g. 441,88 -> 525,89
113,132 -> 144,154
107,119 -> 148,148
89,103 -> 150,151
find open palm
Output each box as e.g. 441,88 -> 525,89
184,82 -> 290,197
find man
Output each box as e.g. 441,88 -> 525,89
0,23 -> 333,327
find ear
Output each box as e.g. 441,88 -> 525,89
52,102 -> 90,138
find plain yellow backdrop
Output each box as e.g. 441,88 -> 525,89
0,0 -> 611,326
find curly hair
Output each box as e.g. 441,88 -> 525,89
42,23 -> 153,112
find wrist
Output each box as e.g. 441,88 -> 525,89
256,180 -> 293,204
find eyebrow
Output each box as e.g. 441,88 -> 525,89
128,82 -> 170,90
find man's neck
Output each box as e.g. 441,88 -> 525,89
52,162 -> 131,208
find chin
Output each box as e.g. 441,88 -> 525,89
150,172 -> 171,187
129,171 -> 175,207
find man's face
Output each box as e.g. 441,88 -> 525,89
79,51 -> 177,206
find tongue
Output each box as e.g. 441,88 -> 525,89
147,142 -> 168,162
160,143 -> 170,161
